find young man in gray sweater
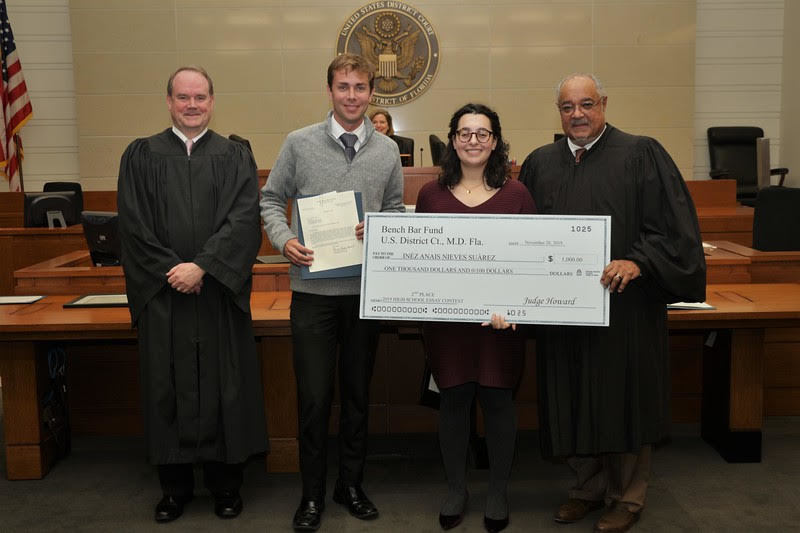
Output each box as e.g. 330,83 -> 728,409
260,53 -> 404,532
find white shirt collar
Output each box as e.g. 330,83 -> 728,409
172,126 -> 208,145
330,115 -> 366,151
567,124 -> 607,157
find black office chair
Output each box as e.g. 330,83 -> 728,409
707,127 -> 789,207
43,181 -> 83,215
429,134 -> 446,166
392,135 -> 414,167
752,186 -> 800,251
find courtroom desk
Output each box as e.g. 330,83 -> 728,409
0,291 -> 292,480
4,286 -> 800,479
13,250 -> 290,295
705,242 -> 800,419
709,240 -> 800,282
0,226 -> 87,296
0,190 -> 118,228
669,283 -> 800,462
695,207 -> 753,247
685,178 -> 737,208
704,246 -> 751,284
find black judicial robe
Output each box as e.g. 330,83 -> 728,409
117,129 -> 266,464
519,124 -> 706,458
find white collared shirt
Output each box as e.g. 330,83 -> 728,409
330,116 -> 366,152
172,126 -> 208,146
567,124 -> 607,159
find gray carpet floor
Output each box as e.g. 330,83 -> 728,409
1,403 -> 799,532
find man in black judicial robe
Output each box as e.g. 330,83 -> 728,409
519,74 -> 706,533
117,66 -> 265,523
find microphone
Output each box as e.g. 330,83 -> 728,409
419,146 -> 424,167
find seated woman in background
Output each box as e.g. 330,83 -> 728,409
415,103 -> 536,533
370,108 -> 414,166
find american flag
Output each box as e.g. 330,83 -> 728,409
0,0 -> 32,192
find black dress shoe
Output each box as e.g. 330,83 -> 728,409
439,491 -> 468,530
214,490 -> 243,519
154,494 -> 191,523
293,498 -> 324,531
484,515 -> 509,532
332,483 -> 379,520
439,511 -> 464,530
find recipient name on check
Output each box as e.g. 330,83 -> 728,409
359,213 -> 610,326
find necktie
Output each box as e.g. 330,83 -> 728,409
340,133 -> 357,163
574,147 -> 586,163
185,138 -> 193,156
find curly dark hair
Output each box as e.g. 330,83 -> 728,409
438,103 -> 510,189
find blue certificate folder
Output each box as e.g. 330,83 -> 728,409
295,192 -> 363,280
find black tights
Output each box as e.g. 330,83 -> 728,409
438,382 -> 516,519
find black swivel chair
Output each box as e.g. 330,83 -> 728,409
752,186 -> 800,251
392,135 -> 415,167
43,181 -> 84,215
707,126 -> 789,207
429,134 -> 446,166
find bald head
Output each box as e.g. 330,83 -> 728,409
556,74 -> 607,146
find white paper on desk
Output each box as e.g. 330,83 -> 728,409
667,301 -> 715,310
0,295 -> 43,304
296,191 -> 362,273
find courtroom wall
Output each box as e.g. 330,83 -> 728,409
780,0 -> 799,187
7,0 -> 79,192
69,0 -> 695,190
693,0 -> 787,182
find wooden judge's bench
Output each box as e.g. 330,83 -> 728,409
2,171 -> 797,481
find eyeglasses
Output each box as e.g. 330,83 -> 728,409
455,128 -> 493,143
557,98 -> 604,115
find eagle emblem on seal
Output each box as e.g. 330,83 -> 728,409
336,3 -> 440,106
355,13 -> 425,92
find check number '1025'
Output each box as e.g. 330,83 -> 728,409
570,225 -> 592,232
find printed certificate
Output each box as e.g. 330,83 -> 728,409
359,213 -> 610,326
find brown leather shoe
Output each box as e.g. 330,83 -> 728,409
553,498 -> 604,523
593,504 -> 640,532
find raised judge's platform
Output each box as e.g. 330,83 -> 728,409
1,172 -> 752,294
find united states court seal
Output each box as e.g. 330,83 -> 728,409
336,2 -> 440,106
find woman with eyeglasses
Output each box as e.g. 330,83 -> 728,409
415,103 -> 535,532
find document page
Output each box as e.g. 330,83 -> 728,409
296,191 -> 362,273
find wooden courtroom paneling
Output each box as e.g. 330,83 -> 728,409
0,227 -> 87,295
764,327 -> 800,415
14,250 -> 290,296
685,179 -> 737,208
0,342 -> 65,479
0,192 -> 23,227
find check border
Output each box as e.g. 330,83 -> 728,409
360,213 -> 610,326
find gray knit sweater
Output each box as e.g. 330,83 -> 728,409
260,111 -> 405,295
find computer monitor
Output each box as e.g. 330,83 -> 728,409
23,190 -> 80,228
81,211 -> 121,266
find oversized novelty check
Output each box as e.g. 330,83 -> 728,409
359,213 -> 610,326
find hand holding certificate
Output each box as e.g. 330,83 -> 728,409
359,213 -> 611,326
295,190 -> 364,279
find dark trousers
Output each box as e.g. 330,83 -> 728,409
158,462 -> 243,498
290,291 -> 379,499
